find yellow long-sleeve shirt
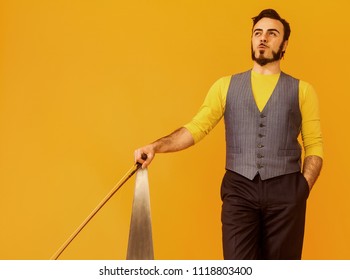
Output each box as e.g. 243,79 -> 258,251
184,71 -> 323,158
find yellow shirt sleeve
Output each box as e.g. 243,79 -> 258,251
299,81 -> 324,158
183,76 -> 230,143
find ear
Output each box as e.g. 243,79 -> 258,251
282,40 -> 288,52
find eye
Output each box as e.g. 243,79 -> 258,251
254,31 -> 262,37
269,31 -> 277,37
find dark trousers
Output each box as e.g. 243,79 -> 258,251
221,170 -> 309,260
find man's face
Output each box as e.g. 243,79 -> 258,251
251,17 -> 287,66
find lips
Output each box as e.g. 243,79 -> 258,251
258,43 -> 268,48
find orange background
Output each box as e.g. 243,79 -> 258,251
1,0 -> 349,259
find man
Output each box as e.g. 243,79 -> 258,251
134,9 -> 323,259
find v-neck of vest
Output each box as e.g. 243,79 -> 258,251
249,70 -> 283,114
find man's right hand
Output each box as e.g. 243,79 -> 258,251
134,144 -> 155,169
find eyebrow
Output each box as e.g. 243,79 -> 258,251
253,28 -> 280,34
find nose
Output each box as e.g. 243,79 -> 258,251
260,36 -> 267,43
260,32 -> 268,43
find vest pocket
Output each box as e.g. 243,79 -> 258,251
277,149 -> 301,156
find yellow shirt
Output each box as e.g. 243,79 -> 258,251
184,71 -> 323,158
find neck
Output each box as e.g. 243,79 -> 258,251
252,61 -> 281,75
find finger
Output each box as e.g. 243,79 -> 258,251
142,161 -> 148,169
141,153 -> 148,161
135,149 -> 145,164
142,153 -> 153,169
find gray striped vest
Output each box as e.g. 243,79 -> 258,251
224,70 -> 302,180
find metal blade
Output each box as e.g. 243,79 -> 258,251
126,168 -> 154,260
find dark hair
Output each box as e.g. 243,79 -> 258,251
252,9 -> 291,42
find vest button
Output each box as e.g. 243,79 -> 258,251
258,133 -> 264,138
259,123 -> 265,127
257,163 -> 264,169
260,114 -> 266,118
257,144 -> 264,148
257,153 -> 264,158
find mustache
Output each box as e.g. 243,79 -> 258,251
259,43 -> 269,47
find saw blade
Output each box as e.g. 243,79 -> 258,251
126,168 -> 154,260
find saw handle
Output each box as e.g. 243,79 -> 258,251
136,153 -> 148,168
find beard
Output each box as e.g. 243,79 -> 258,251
251,42 -> 285,66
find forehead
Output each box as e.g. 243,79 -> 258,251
253,17 -> 284,34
